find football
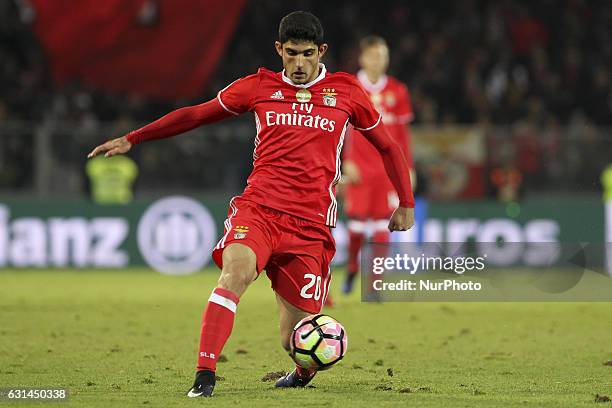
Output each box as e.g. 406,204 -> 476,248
290,314 -> 348,370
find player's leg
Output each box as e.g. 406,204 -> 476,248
359,221 -> 390,301
343,184 -> 369,294
188,243 -> 257,397
269,218 -> 335,388
361,187 -> 397,300
371,219 -> 391,260
274,293 -> 320,388
273,293 -> 320,386
276,292 -> 310,351
189,199 -> 273,398
197,243 -> 257,371
345,219 -> 366,294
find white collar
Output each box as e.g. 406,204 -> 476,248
282,63 -> 327,88
357,70 -> 388,93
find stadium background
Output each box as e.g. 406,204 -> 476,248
1,0 -> 610,271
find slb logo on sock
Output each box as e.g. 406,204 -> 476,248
199,352 -> 216,359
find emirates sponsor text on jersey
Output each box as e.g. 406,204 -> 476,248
264,103 -> 336,132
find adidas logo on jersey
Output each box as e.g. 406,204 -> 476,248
270,90 -> 284,100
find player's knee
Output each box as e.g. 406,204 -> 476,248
218,244 -> 257,295
218,265 -> 255,295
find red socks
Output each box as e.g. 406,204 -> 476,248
347,229 -> 365,276
196,287 -> 240,372
296,365 -> 317,379
372,229 -> 390,260
348,224 -> 390,276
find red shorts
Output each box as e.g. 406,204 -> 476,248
212,198 -> 335,314
344,179 -> 398,220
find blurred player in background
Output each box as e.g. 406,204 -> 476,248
341,36 -> 415,294
88,12 -> 414,398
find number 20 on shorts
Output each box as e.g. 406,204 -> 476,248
300,273 -> 322,300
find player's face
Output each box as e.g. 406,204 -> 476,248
359,43 -> 389,79
275,40 -> 328,84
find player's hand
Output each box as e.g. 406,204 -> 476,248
388,206 -> 414,232
87,136 -> 132,158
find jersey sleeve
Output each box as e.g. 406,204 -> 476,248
395,84 -> 414,124
360,123 -> 414,208
349,80 -> 382,131
125,98 -> 231,145
217,72 -> 261,115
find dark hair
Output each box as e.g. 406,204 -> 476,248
360,35 -> 387,52
278,11 -> 324,45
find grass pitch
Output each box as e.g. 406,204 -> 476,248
1,268 -> 611,407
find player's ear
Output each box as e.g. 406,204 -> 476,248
275,41 -> 283,57
318,43 -> 328,59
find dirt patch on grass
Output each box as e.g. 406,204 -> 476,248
261,371 -> 285,382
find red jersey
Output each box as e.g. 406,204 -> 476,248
217,65 -> 382,227
345,71 -> 413,181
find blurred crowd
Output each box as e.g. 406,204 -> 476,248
219,0 -> 612,127
1,0 -> 611,126
1,0 -> 610,196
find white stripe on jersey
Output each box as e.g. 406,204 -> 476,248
326,119 -> 349,226
253,112 -> 261,161
215,197 -> 238,250
217,81 -> 240,115
353,113 -> 382,131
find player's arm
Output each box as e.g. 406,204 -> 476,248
361,122 -> 415,231
88,73 -> 260,158
87,99 -> 231,158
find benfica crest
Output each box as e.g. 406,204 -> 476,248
233,225 -> 249,240
320,88 -> 337,107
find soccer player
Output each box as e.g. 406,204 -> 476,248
88,12 -> 414,397
341,36 -> 415,295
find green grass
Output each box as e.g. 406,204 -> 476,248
0,268 -> 611,407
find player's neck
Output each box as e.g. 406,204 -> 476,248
364,71 -> 383,85
283,64 -> 326,87
303,66 -> 321,84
